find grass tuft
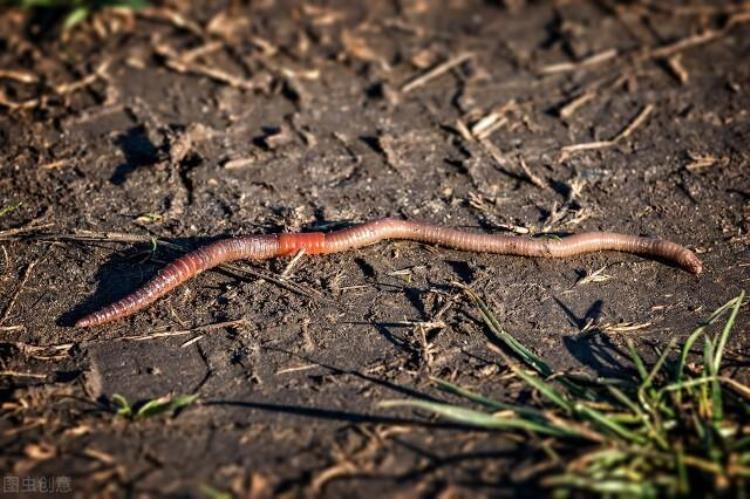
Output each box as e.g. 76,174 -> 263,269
112,393 -> 198,420
381,290 -> 749,495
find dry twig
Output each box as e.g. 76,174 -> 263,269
401,52 -> 473,93
0,248 -> 49,325
0,60 -> 110,110
560,104 -> 654,159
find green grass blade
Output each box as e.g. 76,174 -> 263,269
700,337 -> 725,423
107,0 -> 148,8
111,393 -> 132,417
135,394 -> 198,419
712,290 -> 744,373
607,385 -> 669,449
675,446 -> 689,495
514,367 -> 573,413
626,339 -> 649,382
676,326 -> 707,405
641,339 -> 676,392
574,403 -> 647,445
465,287 -> 594,399
430,377 -> 545,419
62,5 -> 89,29
464,287 -> 552,377
200,485 -> 232,499
379,399 -> 582,438
660,376 -> 719,394
677,294 -> 744,388
710,375 -> 724,424
0,202 -> 21,218
545,474 -> 657,495
606,385 -> 641,416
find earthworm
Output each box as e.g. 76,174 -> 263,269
74,218 -> 702,327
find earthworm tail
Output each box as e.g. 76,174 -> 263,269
74,236 -> 278,328
75,218 -> 702,327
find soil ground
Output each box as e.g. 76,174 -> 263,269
0,0 -> 749,497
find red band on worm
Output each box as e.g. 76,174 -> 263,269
278,232 -> 326,255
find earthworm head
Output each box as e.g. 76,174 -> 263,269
683,252 -> 703,275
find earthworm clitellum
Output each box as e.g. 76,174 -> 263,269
74,218 -> 702,327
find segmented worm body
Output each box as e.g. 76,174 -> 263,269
75,218 -> 702,327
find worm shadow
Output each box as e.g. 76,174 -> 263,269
59,236 -> 222,327
110,125 -> 161,185
354,257 -> 376,279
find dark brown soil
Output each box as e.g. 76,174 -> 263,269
1,0 -> 749,496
